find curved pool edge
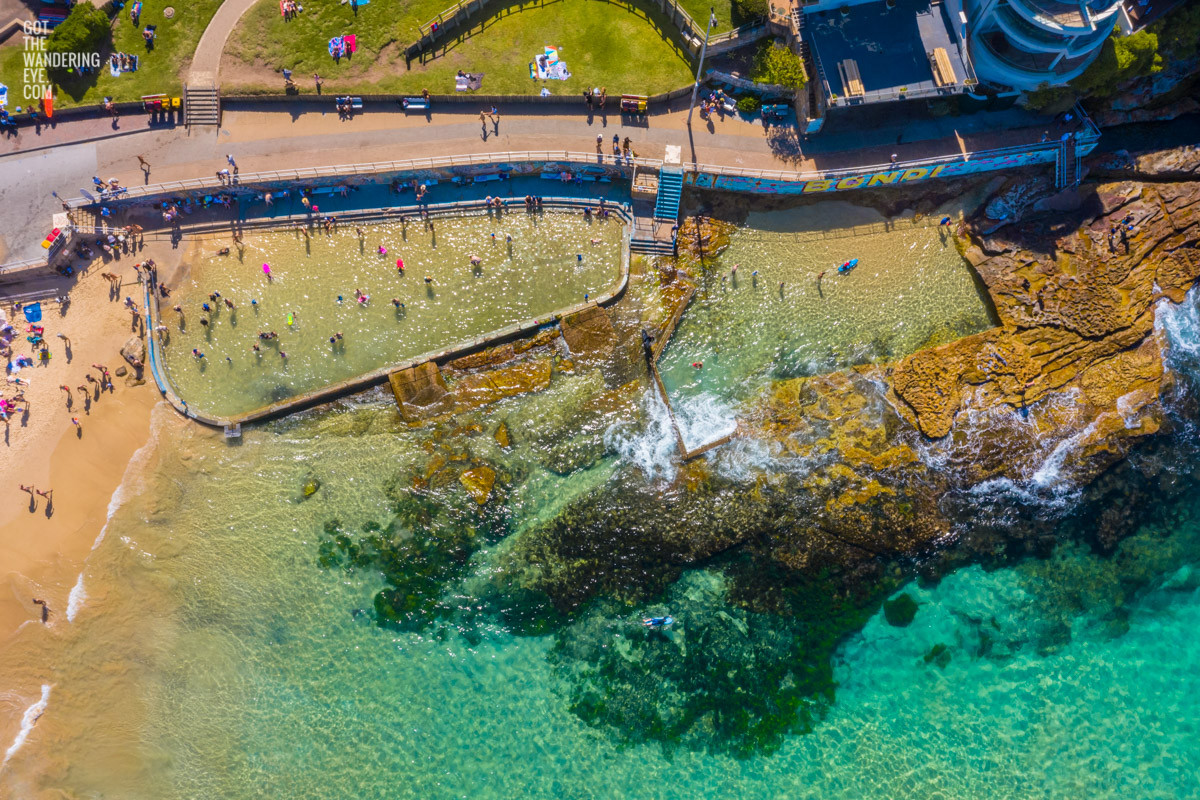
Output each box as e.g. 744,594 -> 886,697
141,197 -> 634,432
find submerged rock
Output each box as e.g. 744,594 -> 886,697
460,466 -> 496,505
883,593 -> 918,627
493,422 -> 511,449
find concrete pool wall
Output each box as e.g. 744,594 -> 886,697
139,196 -> 634,434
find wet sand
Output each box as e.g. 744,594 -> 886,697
0,245 -> 184,639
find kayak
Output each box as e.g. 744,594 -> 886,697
837,258 -> 858,273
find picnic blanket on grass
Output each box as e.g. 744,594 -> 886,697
533,47 -> 569,80
455,72 -> 484,91
329,35 -> 356,59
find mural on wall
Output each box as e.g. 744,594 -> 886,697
688,143 -> 1098,194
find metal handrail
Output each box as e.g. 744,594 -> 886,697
685,137 -> 1067,183
0,257 -> 52,276
67,151 -> 659,208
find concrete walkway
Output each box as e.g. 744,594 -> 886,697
188,0 -> 263,81
0,96 -> 1070,265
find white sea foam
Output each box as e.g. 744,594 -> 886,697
1,684 -> 50,771
673,392 -> 738,453
67,404 -> 169,623
606,391 -> 741,481
65,573 -> 87,624
606,393 -> 679,481
1158,288 -> 1200,373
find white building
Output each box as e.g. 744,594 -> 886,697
964,0 -> 1122,90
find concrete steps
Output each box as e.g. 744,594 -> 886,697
184,83 -> 221,127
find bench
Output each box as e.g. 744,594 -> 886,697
762,103 -> 790,120
402,97 -> 429,112
336,96 -> 363,112
839,59 -> 864,98
620,95 -> 647,114
930,47 -> 957,87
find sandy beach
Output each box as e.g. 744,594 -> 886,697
0,244 -> 185,640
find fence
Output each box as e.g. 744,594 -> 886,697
64,151 -> 663,209
411,0 -> 767,63
221,83 -> 695,110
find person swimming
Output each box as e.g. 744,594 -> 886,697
642,615 -> 674,628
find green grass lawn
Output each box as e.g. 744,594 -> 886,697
223,0 -> 696,96
0,0 -> 223,109
223,0 -> 455,82
674,0 -> 735,31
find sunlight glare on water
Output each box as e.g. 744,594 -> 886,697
162,212 -> 623,417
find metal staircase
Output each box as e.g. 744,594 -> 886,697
1054,135 -> 1083,189
654,167 -> 683,223
184,80 -> 221,127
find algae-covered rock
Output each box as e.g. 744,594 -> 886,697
494,422 -> 511,449
883,592 -> 919,627
560,305 -> 619,369
460,466 -> 496,505
451,358 -> 553,412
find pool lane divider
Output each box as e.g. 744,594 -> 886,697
140,198 -> 634,436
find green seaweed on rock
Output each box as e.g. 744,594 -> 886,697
316,476 -> 513,631
883,593 -> 919,627
548,566 -> 882,758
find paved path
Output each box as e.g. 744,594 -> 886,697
0,96 -> 1067,268
188,0 -> 263,81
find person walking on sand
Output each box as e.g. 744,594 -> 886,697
32,598 -> 49,623
137,154 -> 150,172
